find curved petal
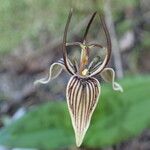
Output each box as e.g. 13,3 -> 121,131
66,75 -> 100,147
62,8 -> 76,75
82,12 -> 97,42
100,68 -> 123,92
34,59 -> 65,85
89,13 -> 111,77
88,47 -> 108,76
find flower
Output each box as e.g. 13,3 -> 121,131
34,9 -> 123,147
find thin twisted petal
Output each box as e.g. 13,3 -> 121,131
66,75 -> 100,147
100,68 -> 123,92
34,59 -> 65,85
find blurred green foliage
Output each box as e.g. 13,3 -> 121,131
142,32 -> 150,49
0,0 -> 140,53
0,0 -> 95,53
0,76 -> 150,149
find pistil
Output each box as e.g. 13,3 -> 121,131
79,44 -> 89,76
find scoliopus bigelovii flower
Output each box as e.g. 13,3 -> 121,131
34,9 -> 123,147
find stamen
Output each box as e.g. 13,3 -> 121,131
82,69 -> 89,76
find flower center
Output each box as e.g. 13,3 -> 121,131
79,44 -> 89,76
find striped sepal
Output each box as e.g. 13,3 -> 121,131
66,75 -> 100,147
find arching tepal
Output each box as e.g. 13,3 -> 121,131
34,8 -> 123,147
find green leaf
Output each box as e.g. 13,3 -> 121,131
0,76 -> 150,149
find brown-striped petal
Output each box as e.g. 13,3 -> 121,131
100,68 -> 123,92
66,75 -> 100,147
